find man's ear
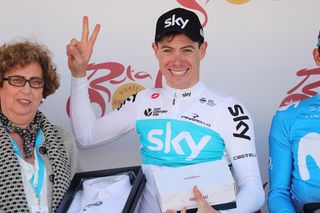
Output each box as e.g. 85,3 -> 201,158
200,42 -> 208,60
313,48 -> 320,66
152,42 -> 159,60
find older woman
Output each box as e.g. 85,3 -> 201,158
0,40 -> 77,212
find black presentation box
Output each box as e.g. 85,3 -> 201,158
57,165 -> 146,213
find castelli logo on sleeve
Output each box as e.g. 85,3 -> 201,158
233,153 -> 256,160
164,15 -> 189,29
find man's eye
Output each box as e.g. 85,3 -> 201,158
183,49 -> 192,53
163,49 -> 172,53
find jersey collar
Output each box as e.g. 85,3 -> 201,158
164,81 -> 205,101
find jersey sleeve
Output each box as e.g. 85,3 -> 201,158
267,109 -> 295,213
218,97 -> 265,213
70,77 -> 141,148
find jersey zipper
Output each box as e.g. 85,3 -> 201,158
172,92 -> 177,105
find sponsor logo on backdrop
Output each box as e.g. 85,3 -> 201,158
112,83 -> 144,110
226,0 -> 250,4
117,93 -> 138,110
279,67 -> 320,108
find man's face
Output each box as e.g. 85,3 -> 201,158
313,48 -> 320,66
152,34 -> 207,89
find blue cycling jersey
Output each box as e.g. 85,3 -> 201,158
268,94 -> 320,213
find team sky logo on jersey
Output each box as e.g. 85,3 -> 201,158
144,108 -> 168,117
182,92 -> 191,97
181,113 -> 211,127
117,93 -> 138,110
233,153 -> 256,161
228,104 -> 251,140
147,122 -> 211,161
199,97 -> 216,106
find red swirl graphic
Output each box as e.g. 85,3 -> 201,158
177,0 -> 209,28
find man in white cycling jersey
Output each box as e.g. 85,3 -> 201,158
66,7 -> 265,213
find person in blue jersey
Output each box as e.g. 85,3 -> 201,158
66,8 -> 264,213
268,31 -> 320,213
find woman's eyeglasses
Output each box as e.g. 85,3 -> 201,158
3,75 -> 44,89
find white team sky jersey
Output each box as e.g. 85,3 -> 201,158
71,77 -> 264,213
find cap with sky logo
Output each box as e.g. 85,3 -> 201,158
154,7 -> 204,43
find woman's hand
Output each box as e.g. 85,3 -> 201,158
66,16 -> 100,78
166,186 -> 220,213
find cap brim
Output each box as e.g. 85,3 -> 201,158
155,28 -> 202,42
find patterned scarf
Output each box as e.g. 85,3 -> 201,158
0,110 -> 72,212
0,111 -> 41,158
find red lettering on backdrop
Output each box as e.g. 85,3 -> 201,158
66,62 -> 152,117
280,67 -> 320,107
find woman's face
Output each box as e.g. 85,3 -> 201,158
0,62 -> 43,127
